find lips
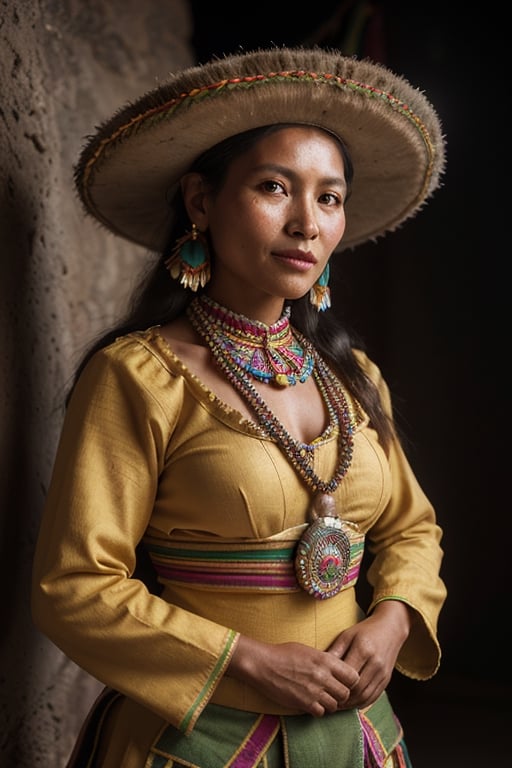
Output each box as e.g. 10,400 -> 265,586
273,249 -> 317,270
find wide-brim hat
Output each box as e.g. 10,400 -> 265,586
75,46 -> 445,253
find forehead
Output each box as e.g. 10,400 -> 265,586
227,125 -> 347,175
252,124 -> 343,152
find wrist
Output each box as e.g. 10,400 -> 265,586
371,599 -> 413,639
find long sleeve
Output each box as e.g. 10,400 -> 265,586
31,337 -> 238,734
356,352 -> 447,679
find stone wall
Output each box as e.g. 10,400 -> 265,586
0,2 -> 193,765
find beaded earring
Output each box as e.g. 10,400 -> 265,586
309,263 -> 331,311
164,223 -> 211,291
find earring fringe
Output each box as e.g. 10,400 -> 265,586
309,263 -> 331,311
165,223 -> 211,291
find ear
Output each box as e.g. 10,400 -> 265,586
180,173 -> 209,230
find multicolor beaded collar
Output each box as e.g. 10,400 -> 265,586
190,295 -> 314,388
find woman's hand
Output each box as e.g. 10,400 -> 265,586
327,600 -> 413,710
227,637 -> 360,717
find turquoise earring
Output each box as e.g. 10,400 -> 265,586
309,263 -> 331,311
165,223 -> 211,291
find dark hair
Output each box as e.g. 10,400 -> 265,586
68,123 -> 393,449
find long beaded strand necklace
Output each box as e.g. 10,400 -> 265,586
192,294 -> 314,387
187,294 -> 361,600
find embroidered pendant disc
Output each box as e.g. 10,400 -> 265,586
295,515 -> 351,600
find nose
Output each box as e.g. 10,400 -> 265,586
286,199 -> 320,240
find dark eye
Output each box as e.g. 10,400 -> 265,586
261,180 -> 286,194
319,192 -> 343,206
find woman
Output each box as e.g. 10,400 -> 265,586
32,47 -> 447,767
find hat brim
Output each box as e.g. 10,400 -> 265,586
75,46 -> 445,253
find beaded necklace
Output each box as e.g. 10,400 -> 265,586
191,294 -> 314,387
187,295 -> 360,600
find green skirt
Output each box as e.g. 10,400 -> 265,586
145,693 -> 412,768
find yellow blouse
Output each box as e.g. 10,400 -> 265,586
31,327 -> 446,737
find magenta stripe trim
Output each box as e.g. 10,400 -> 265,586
230,714 -> 280,768
154,564 -> 297,588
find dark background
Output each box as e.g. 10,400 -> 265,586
190,1 -> 507,763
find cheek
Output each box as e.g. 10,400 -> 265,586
230,194 -> 269,224
247,197 -> 280,224
234,200 -> 282,244
207,201 -> 253,249
326,212 -> 347,248
209,208 -> 269,259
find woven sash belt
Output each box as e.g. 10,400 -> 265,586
144,527 -> 364,593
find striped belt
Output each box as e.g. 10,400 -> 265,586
144,527 -> 364,593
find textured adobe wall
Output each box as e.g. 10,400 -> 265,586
0,2 -> 193,765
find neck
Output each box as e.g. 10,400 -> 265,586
203,290 -> 286,326
199,294 -> 290,333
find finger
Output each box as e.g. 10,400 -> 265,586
331,657 -> 360,688
344,670 -> 387,710
309,701 -> 326,717
309,690 -> 338,717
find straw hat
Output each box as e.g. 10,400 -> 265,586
75,46 -> 445,253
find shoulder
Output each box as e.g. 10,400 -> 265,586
72,327 -> 187,415
85,327 -> 182,380
352,348 -> 393,415
352,348 -> 383,384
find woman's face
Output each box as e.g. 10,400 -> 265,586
199,125 -> 348,319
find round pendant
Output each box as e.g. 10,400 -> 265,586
294,516 -> 351,599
